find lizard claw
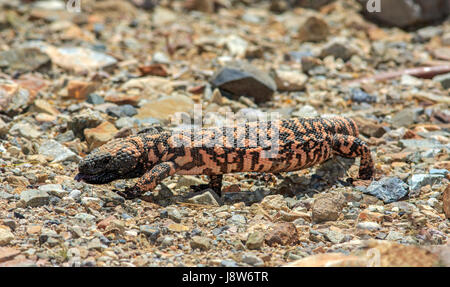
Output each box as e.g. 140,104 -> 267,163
114,187 -> 140,200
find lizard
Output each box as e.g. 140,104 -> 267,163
75,116 -> 374,199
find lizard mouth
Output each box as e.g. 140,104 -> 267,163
74,172 -> 119,184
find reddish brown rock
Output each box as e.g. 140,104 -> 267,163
97,216 -> 116,230
0,247 -> 20,263
443,185 -> 450,219
297,16 -> 329,42
67,80 -> 96,100
84,121 -> 118,150
311,193 -> 346,223
104,93 -> 140,106
265,223 -> 299,246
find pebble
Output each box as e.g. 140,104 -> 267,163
84,121 -> 118,150
186,190 -> 220,206
38,184 -> 68,198
433,73 -> 450,90
190,236 -> 211,251
265,223 -> 299,246
241,253 -> 264,267
0,227 -> 14,246
38,140 -> 80,163
19,189 -> 50,207
0,47 -> 50,74
356,222 -> 381,232
320,39 -> 356,61
210,62 -> 276,104
297,16 -> 329,42
364,177 -> 409,203
44,46 -> 117,73
408,174 -> 444,192
311,193 -> 346,223
246,231 -> 265,250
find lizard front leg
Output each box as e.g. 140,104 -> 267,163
117,162 -> 177,199
332,134 -> 374,180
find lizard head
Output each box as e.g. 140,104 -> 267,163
75,137 -> 144,184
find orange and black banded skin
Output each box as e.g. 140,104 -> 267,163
75,117 -> 374,199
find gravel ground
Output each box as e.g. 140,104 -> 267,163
0,0 -> 449,267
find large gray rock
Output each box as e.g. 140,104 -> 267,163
39,140 -> 80,163
210,62 -> 276,104
364,177 -> 409,203
20,189 -> 50,207
358,0 -> 450,28
0,47 -> 51,74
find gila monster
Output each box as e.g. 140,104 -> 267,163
75,117 -> 374,199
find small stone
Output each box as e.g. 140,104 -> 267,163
186,190 -> 220,206
285,253 -> 366,267
86,93 -> 104,105
433,73 -> 450,90
210,62 -> 276,104
135,94 -> 195,123
2,220 -> 16,231
323,229 -> 346,244
32,99 -> 59,116
190,236 -> 211,251
176,176 -> 206,189
227,214 -> 247,225
68,109 -> 104,139
9,122 -> 41,139
167,223 -> 189,233
444,185 -> 450,219
265,223 -> 299,246
365,177 -> 409,203
139,225 -> 160,241
408,174 -> 444,192
320,40 -> 357,61
0,247 -> 20,262
297,16 -> 329,42
44,46 -> 117,73
224,34 -> 248,58
385,230 -> 404,241
273,70 -> 308,92
87,238 -> 104,251
38,140 -> 80,163
73,213 -> 96,222
350,88 -> 377,104
166,207 -> 182,223
297,0 -> 335,9
246,231 -> 265,250
0,47 -> 50,74
38,184 -> 68,198
84,121 -> 118,150
26,225 -> 41,235
19,189 -> 49,207
67,80 -> 97,100
292,105 -> 319,118
69,189 -> 81,200
356,221 -> 381,231
261,194 -> 288,210
221,259 -> 238,267
104,93 -> 139,106
0,226 -> 14,246
97,216 -> 115,230
311,193 -> 345,223
241,253 -> 264,267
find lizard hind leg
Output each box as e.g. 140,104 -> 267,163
332,134 -> 374,180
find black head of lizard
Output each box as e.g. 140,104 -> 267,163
75,137 -> 145,184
